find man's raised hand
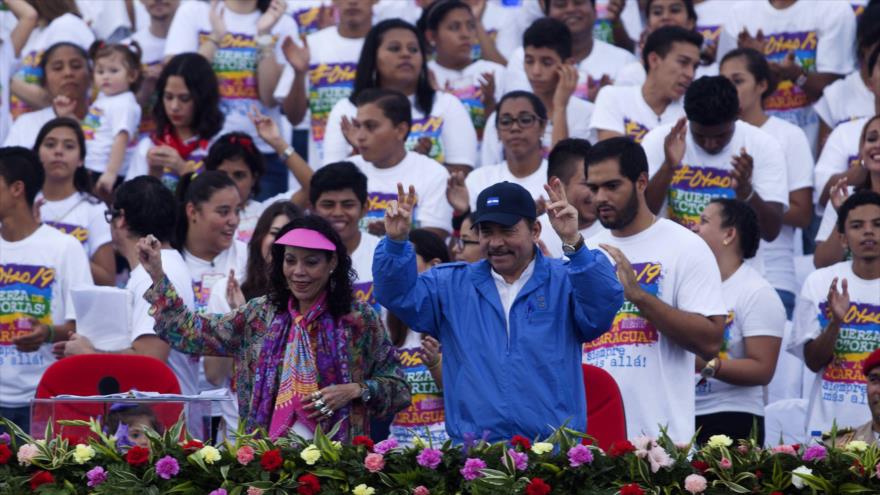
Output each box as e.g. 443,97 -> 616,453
385,183 -> 417,241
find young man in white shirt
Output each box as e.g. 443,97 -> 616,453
590,26 -> 700,143
502,0 -> 637,101
789,191 -> 880,438
309,161 -> 382,312
349,88 -> 453,239
539,138 -> 606,258
0,147 -> 93,433
276,0 -> 375,167
582,137 -> 727,442
642,75 -> 788,242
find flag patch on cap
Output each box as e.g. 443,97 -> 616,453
486,197 -> 500,206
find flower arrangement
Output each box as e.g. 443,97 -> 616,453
1,418 -> 879,494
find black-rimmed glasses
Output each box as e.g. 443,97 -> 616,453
497,113 -> 544,130
104,207 -> 122,224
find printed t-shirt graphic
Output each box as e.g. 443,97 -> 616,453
350,233 -> 381,314
291,4 -> 326,36
0,264 -> 55,351
816,300 -> 880,407
761,31 -> 817,127
695,311 -> 733,397
623,118 -> 650,144
406,116 -> 445,164
390,331 -> 447,447
666,164 -> 735,229
309,61 -> 357,149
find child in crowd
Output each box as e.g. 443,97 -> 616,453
55,41 -> 142,200
105,404 -> 164,448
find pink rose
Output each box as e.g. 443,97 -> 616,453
647,445 -> 674,473
719,457 -> 732,469
684,474 -> 707,494
246,488 -> 265,495
771,444 -> 796,456
237,446 -> 255,465
413,487 -> 430,495
364,453 -> 385,473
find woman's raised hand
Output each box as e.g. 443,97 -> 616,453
137,235 -> 165,284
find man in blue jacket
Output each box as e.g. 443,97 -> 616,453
373,179 -> 623,443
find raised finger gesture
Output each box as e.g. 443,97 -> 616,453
827,277 -> 850,324
226,269 -> 246,310
663,117 -> 687,167
730,147 -> 754,200
829,177 -> 850,212
599,243 -> 643,302
385,183 -> 417,241
282,35 -> 310,73
543,177 -> 578,244
249,105 -> 284,149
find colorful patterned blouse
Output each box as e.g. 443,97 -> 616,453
145,275 -> 410,440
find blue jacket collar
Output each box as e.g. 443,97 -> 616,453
467,247 -> 550,314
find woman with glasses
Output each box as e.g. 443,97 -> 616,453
463,91 -> 551,211
32,117 -> 115,285
451,213 -> 482,263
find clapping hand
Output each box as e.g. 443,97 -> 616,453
208,0 -> 227,41
385,183 -> 417,241
587,74 -> 611,102
730,147 -> 754,200
256,0 -> 286,35
446,170 -> 470,213
827,277 -> 850,325
340,115 -> 358,150
137,235 -> 165,283
543,177 -> 579,245
663,117 -> 687,168
737,28 -> 766,52
829,177 -> 850,212
598,243 -> 644,303
479,71 -> 496,117
282,35 -> 310,73
226,269 -> 246,310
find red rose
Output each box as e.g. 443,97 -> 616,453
619,483 -> 645,495
261,449 -> 283,472
125,446 -> 150,466
29,470 -> 54,491
609,440 -> 636,457
510,435 -> 532,451
690,460 -> 709,473
352,436 -> 374,451
181,439 -> 204,452
0,444 -> 12,464
297,473 -> 321,495
525,477 -> 551,495
755,470 -> 763,479
791,444 -> 801,452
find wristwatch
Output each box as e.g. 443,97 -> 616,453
359,382 -> 371,403
562,234 -> 585,255
281,145 -> 295,161
700,357 -> 721,379
255,34 -> 275,49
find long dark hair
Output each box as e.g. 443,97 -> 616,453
351,19 -> 435,115
33,117 -> 94,198
268,216 -> 355,318
152,53 -> 224,140
173,171 -> 238,251
241,201 -> 303,300
204,132 -> 266,198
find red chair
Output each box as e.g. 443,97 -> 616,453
33,355 -> 182,442
583,364 -> 627,450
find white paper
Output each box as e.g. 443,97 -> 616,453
54,388 -> 233,401
71,285 -> 133,351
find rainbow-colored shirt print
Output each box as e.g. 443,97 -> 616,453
390,345 -> 447,447
309,62 -> 357,143
667,164 -> 735,229
406,116 -> 445,164
0,264 -> 55,351
761,31 -> 818,128
10,49 -> 43,120
624,118 -> 650,143
817,300 -> 880,407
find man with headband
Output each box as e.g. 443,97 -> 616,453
373,180 -> 623,443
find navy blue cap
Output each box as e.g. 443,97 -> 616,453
472,182 -> 537,227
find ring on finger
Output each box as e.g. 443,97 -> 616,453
313,399 -> 325,409
320,406 -> 333,416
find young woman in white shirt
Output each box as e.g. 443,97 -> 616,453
419,0 -> 505,144
719,48 -> 814,318
692,198 -> 785,446
323,19 -> 478,172
32,117 -> 116,286
129,53 -> 224,193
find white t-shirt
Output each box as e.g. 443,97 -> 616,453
37,192 -> 111,259
584,219 -> 727,442
695,263 -> 786,417
428,59 -> 506,147
538,218 -> 607,259
480,97 -> 594,167
351,232 -> 381,314
789,261 -> 880,435
754,116 -> 814,295
815,200 -> 844,243
813,117 -> 866,205
593,0 -> 643,45
466,159 -> 548,211
164,1 -> 299,153
590,85 -> 684,144
390,328 -> 448,448
814,71 -> 875,129
501,40 -> 638,101
349,152 -> 453,233
475,1 -> 521,61
694,0 -> 738,61
0,33 -> 13,145
236,199 -> 269,244
725,0 -> 858,152
125,134 -> 212,191
273,27 -> 363,167
75,0 -> 131,40
2,107 -> 56,148
183,241 -> 249,314
0,225 -> 93,407
10,13 -> 94,120
285,0 -> 331,37
125,28 -> 167,138
642,120 -> 790,229
128,249 -> 199,397
612,59 -> 721,88
83,91 -> 141,176
323,92 -> 478,168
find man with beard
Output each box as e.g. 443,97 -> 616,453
583,137 -> 726,443
790,191 -> 880,439
373,180 -> 622,443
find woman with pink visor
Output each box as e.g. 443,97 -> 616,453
136,214 -> 410,441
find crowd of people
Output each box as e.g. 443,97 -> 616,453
1,0 -> 879,450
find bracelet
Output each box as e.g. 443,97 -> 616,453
426,357 -> 441,369
744,188 -> 755,202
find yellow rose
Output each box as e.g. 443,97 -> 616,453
707,435 -> 733,449
199,446 -> 221,464
530,442 -> 553,455
352,484 -> 376,495
332,441 -> 342,451
846,440 -> 869,453
412,436 -> 426,449
301,444 -> 322,465
73,444 -> 95,464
